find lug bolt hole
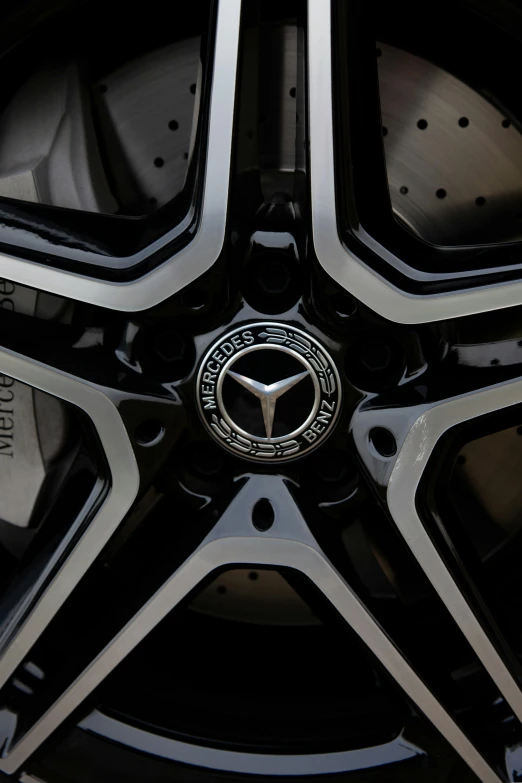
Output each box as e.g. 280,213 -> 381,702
154,330 -> 188,365
180,286 -> 207,310
135,420 -> 165,448
316,451 -> 349,483
345,336 -> 403,392
252,498 -> 275,531
369,427 -> 397,458
243,253 -> 300,315
328,292 -> 357,320
188,443 -> 224,478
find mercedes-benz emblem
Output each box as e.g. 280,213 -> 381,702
196,323 -> 342,461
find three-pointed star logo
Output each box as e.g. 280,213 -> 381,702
227,369 -> 309,439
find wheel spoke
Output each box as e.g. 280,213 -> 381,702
0,476 -> 501,782
353,376 -> 522,726
0,346 -> 139,698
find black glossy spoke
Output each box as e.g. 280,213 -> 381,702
0,306 -> 191,492
287,476 -> 522,778
0,475 -> 498,781
0,477 -> 236,757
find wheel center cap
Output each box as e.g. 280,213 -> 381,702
196,323 -> 342,461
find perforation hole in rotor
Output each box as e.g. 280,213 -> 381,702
168,120 -> 179,131
377,43 -> 522,245
436,188 -> 447,199
252,498 -> 275,531
417,119 -> 428,130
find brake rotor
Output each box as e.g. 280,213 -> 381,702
378,41 -> 522,245
2,38 -> 521,238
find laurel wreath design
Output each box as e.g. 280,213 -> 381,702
211,415 -> 300,458
259,327 -> 336,395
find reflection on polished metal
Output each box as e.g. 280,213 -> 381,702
0,346 -> 139,694
351,377 -> 522,727
308,0 -> 522,323
0,477 -> 501,782
227,369 -> 309,438
80,710 -> 422,776
196,323 -> 341,461
0,0 -> 241,311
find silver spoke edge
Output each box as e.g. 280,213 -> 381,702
0,0 -> 241,312
0,476 -> 501,783
79,711 -> 422,777
385,377 -> 522,725
308,0 -> 522,324
0,347 -> 139,691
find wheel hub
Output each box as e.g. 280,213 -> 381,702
197,322 -> 341,461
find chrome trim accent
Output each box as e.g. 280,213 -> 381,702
0,477 -> 501,783
307,0 -> 522,324
383,379 -> 522,723
225,365 -> 311,441
0,346 -> 139,693
79,710 -> 423,776
0,0 -> 241,311
218,345 -> 318,443
197,322 -> 342,461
